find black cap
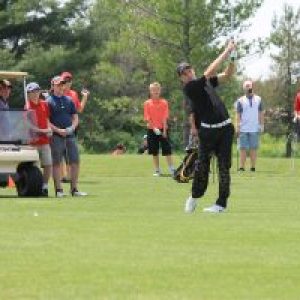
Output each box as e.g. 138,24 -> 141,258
176,62 -> 192,76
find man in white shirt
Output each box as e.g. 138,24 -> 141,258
235,80 -> 264,172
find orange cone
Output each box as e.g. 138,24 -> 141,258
8,176 -> 15,188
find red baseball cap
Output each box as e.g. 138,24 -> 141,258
61,71 -> 73,80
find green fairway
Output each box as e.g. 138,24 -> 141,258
0,154 -> 300,300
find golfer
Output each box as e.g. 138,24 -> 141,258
177,40 -> 236,213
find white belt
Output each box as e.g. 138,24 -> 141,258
201,118 -> 231,129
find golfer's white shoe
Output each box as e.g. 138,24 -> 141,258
184,196 -> 197,213
203,204 -> 225,213
71,189 -> 88,197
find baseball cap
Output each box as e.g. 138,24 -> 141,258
176,62 -> 192,76
26,82 -> 41,92
51,76 -> 66,85
0,79 -> 12,88
61,71 -> 73,80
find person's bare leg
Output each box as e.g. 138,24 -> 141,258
70,163 -> 79,191
43,165 -> 52,184
165,155 -> 175,174
61,161 -> 70,181
239,149 -> 247,169
53,164 -> 62,190
152,155 -> 160,175
249,149 -> 257,169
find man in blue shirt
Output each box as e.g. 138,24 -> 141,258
48,76 -> 87,197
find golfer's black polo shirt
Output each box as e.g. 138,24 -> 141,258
183,76 -> 230,128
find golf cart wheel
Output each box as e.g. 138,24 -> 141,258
16,164 -> 43,197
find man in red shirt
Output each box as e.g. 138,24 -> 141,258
26,82 -> 52,196
60,71 -> 90,182
144,82 -> 175,176
61,71 -> 89,113
294,89 -> 300,137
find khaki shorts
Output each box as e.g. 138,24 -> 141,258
36,144 -> 52,167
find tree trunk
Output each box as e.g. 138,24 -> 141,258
286,136 -> 292,157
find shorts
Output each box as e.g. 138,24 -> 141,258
147,129 -> 172,156
239,132 -> 260,150
36,144 -> 52,167
50,134 -> 79,165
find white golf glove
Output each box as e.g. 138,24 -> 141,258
153,128 -> 161,135
65,126 -> 74,135
46,129 -> 53,137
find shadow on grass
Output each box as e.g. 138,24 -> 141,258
159,174 -> 173,178
0,195 -> 18,199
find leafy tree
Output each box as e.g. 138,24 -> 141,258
0,0 -> 88,56
269,4 -> 300,156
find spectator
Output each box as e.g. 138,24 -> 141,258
235,80 -> 264,172
60,71 -> 90,183
0,79 -> 12,110
143,82 -> 175,176
26,82 -> 52,196
112,143 -> 126,155
0,80 -> 12,141
47,75 -> 87,197
61,71 -> 90,113
294,88 -> 300,137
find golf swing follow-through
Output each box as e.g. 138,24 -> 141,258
177,39 -> 237,213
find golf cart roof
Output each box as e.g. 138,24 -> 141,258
0,71 -> 28,79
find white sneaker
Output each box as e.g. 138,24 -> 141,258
203,204 -> 225,213
153,171 -> 161,177
184,196 -> 197,213
56,190 -> 65,198
71,189 -> 88,197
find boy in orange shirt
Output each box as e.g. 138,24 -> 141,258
144,82 -> 175,176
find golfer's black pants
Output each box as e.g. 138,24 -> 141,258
192,124 -> 234,208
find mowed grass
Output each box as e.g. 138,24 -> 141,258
0,154 -> 300,300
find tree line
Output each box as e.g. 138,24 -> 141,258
1,0 -> 299,155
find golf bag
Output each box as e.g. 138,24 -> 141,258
173,148 -> 198,183
173,135 -> 198,183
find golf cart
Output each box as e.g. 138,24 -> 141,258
0,71 -> 43,197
